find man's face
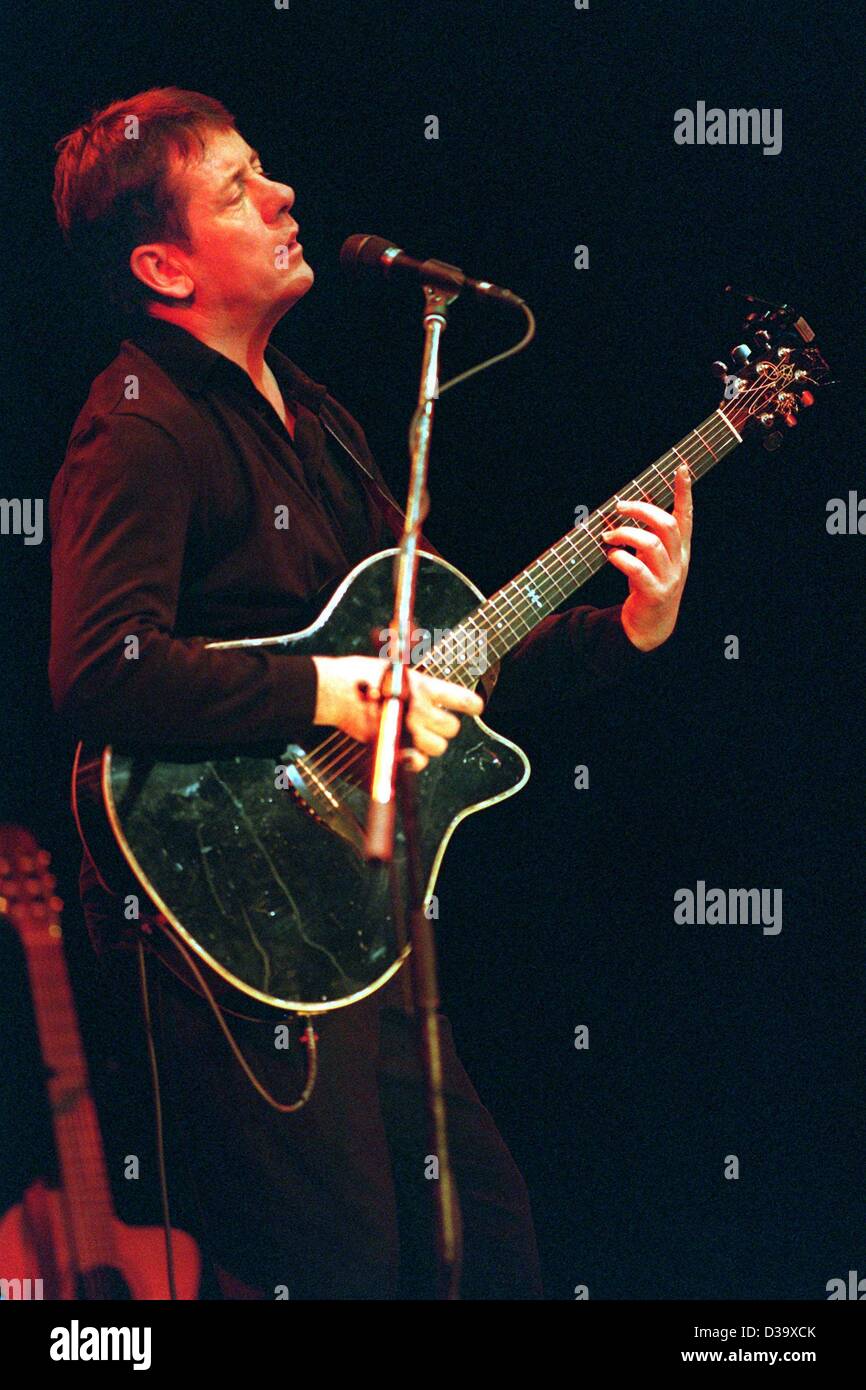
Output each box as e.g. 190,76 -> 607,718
166,126 -> 314,318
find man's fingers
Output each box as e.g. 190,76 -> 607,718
410,726 -> 449,759
417,706 -> 461,739
602,524 -> 673,577
409,674 -> 474,759
614,498 -> 678,530
604,547 -> 663,596
361,668 -> 482,766
674,462 -> 694,545
614,480 -> 691,566
399,748 -> 429,773
405,704 -> 457,754
416,673 -> 484,715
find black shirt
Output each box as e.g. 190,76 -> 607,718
49,315 -> 400,745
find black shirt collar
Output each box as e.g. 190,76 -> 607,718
125,313 -> 330,415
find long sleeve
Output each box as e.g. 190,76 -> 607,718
485,600 -> 663,717
49,412 -> 318,747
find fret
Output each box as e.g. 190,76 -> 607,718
715,407 -> 742,444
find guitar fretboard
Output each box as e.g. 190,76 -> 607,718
24,937 -> 118,1272
424,407 -> 742,684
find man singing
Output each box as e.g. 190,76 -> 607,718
49,88 -> 691,1299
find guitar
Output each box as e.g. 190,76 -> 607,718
71,303 -> 830,1016
0,826 -> 200,1299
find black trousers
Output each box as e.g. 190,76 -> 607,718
149,964 -> 544,1300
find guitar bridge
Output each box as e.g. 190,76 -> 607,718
280,745 -> 369,855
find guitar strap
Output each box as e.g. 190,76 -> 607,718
319,405 -> 411,547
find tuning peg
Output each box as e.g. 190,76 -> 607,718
762,430 -> 783,452
711,361 -> 729,378
799,389 -> 815,407
783,412 -> 798,428
731,343 -> 752,368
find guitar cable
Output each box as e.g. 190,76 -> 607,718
137,940 -> 178,1301
143,921 -> 319,1112
136,932 -> 319,1304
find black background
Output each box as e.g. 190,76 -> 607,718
1,0 -> 863,1300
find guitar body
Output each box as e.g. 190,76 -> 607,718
74,549 -> 531,1015
0,1181 -> 200,1300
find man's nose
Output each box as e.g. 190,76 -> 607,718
263,181 -> 295,221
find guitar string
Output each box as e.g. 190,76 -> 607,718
300,392 -> 767,795
293,380 -> 782,798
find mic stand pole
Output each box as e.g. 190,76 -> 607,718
364,282 -> 463,1299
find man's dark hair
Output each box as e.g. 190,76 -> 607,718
53,86 -> 235,316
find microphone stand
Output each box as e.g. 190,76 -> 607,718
364,282 -> 463,1299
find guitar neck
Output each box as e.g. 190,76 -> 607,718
18,914 -> 119,1273
426,407 -> 741,683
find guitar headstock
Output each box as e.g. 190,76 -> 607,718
713,297 -> 832,451
0,825 -> 63,950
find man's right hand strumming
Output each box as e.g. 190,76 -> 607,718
311,655 -> 484,773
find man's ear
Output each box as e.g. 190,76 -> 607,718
129,243 -> 195,300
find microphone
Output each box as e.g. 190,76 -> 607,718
340,234 -> 525,307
